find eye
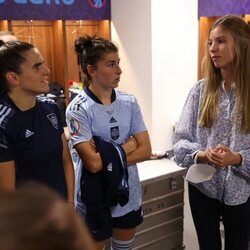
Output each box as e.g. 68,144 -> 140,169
108,62 -> 116,68
218,39 -> 226,44
33,63 -> 43,71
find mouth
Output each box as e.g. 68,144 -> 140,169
42,79 -> 49,84
211,56 -> 221,61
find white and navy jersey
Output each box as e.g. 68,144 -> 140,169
0,94 -> 67,198
66,87 -> 147,217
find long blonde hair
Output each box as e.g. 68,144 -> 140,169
200,15 -> 250,132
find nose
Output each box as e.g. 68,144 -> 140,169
43,65 -> 51,76
209,42 -> 218,53
117,65 -> 122,74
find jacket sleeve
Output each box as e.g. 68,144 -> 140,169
173,82 -> 204,167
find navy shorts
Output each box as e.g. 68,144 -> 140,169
78,207 -> 143,241
113,207 -> 143,228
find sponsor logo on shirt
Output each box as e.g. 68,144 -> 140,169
107,163 -> 112,171
25,129 -> 34,138
109,117 -> 117,123
47,113 -> 58,130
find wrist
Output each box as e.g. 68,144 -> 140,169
197,151 -> 207,164
232,152 -> 242,166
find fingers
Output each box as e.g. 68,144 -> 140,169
206,147 -> 225,167
206,145 -> 235,167
215,144 -> 230,153
89,139 -> 97,152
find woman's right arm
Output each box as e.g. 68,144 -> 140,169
66,104 -> 103,174
74,141 -> 102,174
0,161 -> 15,191
173,83 -> 204,167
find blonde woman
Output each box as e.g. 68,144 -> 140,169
173,15 -> 250,250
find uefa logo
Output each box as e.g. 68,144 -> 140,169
88,0 -> 107,8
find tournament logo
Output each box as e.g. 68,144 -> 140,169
69,118 -> 80,136
88,0 -> 107,8
47,113 -> 58,130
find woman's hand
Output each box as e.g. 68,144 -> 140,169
197,145 -> 242,168
121,136 -> 138,155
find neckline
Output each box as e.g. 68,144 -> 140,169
84,87 -> 116,105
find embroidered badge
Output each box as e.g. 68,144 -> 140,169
47,113 -> 58,130
110,126 -> 119,140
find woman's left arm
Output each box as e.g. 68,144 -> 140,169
124,131 -> 151,166
61,133 -> 75,203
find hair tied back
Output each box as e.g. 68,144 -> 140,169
75,37 -> 93,55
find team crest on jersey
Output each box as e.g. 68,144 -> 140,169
47,113 -> 58,130
110,126 -> 119,140
69,118 -> 80,136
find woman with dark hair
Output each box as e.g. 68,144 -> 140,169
173,15 -> 250,250
0,40 -> 74,204
66,35 -> 151,250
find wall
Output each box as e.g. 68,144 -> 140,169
151,1 -> 199,150
111,0 -> 198,151
111,0 -> 152,137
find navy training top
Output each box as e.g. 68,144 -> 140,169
0,94 -> 67,198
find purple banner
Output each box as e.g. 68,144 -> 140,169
0,0 -> 110,20
199,0 -> 250,17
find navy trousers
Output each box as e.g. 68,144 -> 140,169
188,183 -> 250,250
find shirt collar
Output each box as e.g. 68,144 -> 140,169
84,87 -> 116,104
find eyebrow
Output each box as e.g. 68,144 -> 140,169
105,59 -> 120,63
209,35 -> 226,40
32,61 -> 44,69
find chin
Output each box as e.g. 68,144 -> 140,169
38,87 -> 50,95
113,82 -> 119,88
213,63 -> 222,69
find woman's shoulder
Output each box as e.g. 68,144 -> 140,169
188,79 -> 206,98
115,90 -> 137,103
192,79 -> 205,91
36,96 -> 60,114
66,90 -> 90,113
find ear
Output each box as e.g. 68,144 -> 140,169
6,72 -> 20,87
86,64 -> 96,78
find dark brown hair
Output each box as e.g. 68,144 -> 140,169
74,35 -> 118,86
0,40 -> 34,97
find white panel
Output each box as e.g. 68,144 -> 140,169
111,0 -> 198,151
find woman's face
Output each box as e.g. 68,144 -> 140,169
17,48 -> 50,95
208,26 -> 235,70
90,52 -> 122,90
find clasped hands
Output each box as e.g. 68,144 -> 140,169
197,144 -> 242,168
